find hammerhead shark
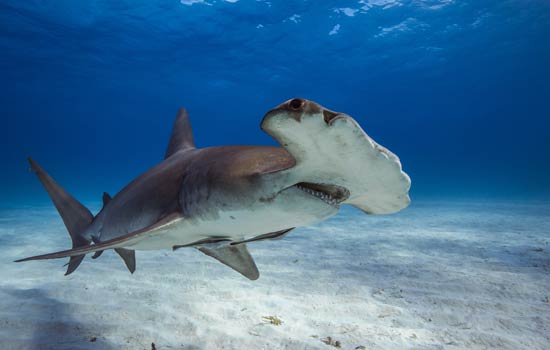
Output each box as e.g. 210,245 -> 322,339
16,98 -> 411,280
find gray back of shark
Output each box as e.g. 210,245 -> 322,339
17,99 -> 411,280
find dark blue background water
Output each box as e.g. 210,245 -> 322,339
1,0 -> 549,206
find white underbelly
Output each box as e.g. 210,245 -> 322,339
128,189 -> 338,250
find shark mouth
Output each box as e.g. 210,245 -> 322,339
293,182 -> 350,207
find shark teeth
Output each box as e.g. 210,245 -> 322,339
295,184 -> 339,207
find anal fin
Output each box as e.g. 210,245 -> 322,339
198,244 -> 259,280
65,255 -> 85,276
65,235 -> 90,275
91,237 -> 103,259
115,248 -> 136,274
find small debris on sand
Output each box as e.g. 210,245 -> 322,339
262,316 -> 282,325
89,337 -> 97,342
321,336 -> 341,348
151,342 -> 157,350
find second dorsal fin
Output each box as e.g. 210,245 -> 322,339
102,192 -> 112,206
164,108 -> 195,159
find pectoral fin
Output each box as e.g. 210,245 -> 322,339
198,244 -> 259,280
115,248 -> 136,274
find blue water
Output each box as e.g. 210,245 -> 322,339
1,3 -> 550,349
1,0 -> 549,205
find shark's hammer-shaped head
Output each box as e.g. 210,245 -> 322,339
261,98 -> 411,215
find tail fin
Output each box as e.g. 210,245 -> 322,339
28,157 -> 93,275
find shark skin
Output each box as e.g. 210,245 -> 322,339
16,99 -> 411,280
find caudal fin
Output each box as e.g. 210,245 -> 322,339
28,157 -> 93,275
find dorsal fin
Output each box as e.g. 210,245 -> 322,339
102,192 -> 111,206
164,108 -> 195,159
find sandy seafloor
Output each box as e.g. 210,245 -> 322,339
0,200 -> 549,350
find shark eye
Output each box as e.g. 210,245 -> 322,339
289,98 -> 304,111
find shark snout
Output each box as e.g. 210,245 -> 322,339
261,97 -> 411,215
